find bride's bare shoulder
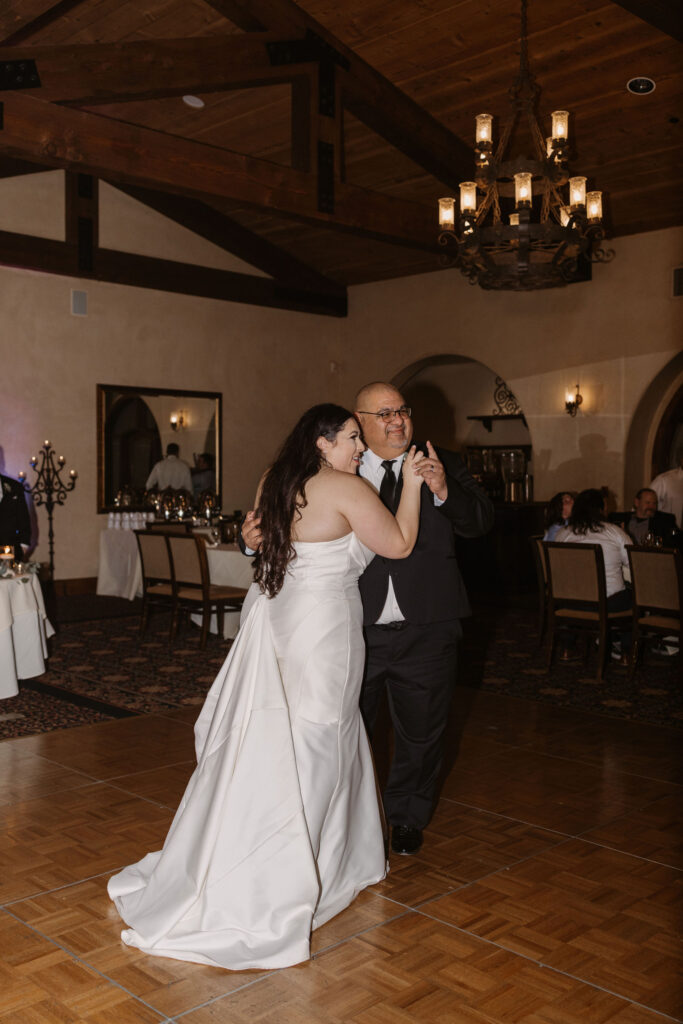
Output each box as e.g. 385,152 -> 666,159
305,472 -> 376,512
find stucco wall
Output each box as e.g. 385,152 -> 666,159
0,169 -> 681,578
340,227 -> 682,504
0,173 -> 344,579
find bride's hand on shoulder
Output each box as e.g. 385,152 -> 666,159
402,446 -> 425,490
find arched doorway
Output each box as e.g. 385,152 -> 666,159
395,354 -> 533,496
624,352 -> 683,503
393,355 -> 541,592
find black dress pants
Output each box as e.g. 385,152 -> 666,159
361,618 -> 461,830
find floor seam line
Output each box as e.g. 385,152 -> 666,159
413,907 -> 681,1021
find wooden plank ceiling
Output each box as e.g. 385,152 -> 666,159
0,0 -> 680,315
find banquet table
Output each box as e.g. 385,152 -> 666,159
0,572 -> 55,698
96,528 -> 142,601
96,530 -> 255,639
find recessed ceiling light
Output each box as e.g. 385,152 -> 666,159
182,95 -> 205,109
626,77 -> 656,95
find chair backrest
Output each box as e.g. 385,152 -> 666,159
544,541 -> 605,604
167,533 -> 209,590
530,535 -> 547,586
136,530 -> 172,583
628,546 -> 681,614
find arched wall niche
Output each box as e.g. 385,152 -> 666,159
392,354 -> 533,454
624,352 -> 683,504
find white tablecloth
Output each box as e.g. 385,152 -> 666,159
96,529 -> 142,601
96,530 -> 255,640
0,573 -> 55,698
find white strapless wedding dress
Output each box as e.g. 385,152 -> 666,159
107,533 -> 386,970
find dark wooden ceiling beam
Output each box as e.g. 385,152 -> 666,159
0,93 -> 436,250
204,0 -> 282,34
0,0 -> 89,46
0,155 -> 50,178
608,1 -> 683,42
108,182 -> 345,295
0,36 -> 314,105
204,0 -> 473,190
0,228 -> 347,317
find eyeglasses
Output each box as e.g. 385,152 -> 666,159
357,406 -> 412,423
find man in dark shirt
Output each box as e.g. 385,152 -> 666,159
611,488 -> 680,548
0,474 -> 31,559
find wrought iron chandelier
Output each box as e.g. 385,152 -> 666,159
437,0 -> 614,291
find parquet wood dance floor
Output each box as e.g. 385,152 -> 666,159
1,686 -> 681,1023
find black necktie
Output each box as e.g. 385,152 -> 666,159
380,460 -> 396,511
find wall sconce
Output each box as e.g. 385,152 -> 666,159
565,384 -> 583,417
170,411 -> 188,431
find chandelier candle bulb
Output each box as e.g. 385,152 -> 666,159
459,182 -> 477,214
569,176 -> 587,208
514,172 -> 532,207
475,113 -> 493,145
586,191 -> 602,221
438,197 -> 456,229
551,110 -> 569,140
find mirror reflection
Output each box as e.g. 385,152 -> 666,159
97,384 -> 222,512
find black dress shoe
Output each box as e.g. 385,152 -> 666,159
391,826 -> 423,855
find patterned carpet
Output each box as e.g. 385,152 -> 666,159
1,599 -> 680,741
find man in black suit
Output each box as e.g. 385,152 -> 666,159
610,488 -> 680,549
0,473 -> 31,559
354,382 -> 494,855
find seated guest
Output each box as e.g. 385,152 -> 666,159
0,472 -> 31,559
555,488 -> 632,663
146,442 -> 193,493
543,491 -> 575,541
610,488 -> 681,549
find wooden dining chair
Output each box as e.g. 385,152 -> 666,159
530,535 -> 548,645
135,529 -> 175,637
543,541 -> 632,681
627,545 -> 681,680
166,533 -> 248,648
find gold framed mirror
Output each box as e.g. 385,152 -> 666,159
97,384 -> 222,512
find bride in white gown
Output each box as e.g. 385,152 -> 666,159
108,404 -> 425,970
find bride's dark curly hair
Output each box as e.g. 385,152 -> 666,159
254,403 -> 356,597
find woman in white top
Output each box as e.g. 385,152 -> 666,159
555,488 -> 632,661
555,488 -> 632,600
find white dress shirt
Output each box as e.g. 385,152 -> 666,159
145,455 -> 193,492
359,447 -> 444,624
649,467 -> 683,529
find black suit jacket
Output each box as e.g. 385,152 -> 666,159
359,445 -> 494,626
0,475 -> 31,559
609,510 -> 681,549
